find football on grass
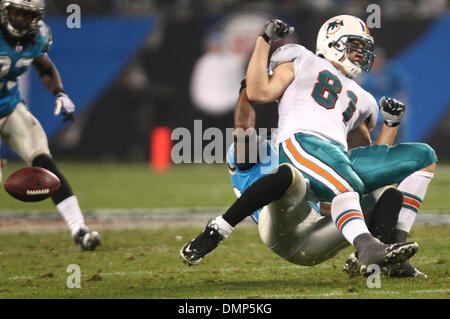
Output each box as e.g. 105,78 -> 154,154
4,167 -> 61,202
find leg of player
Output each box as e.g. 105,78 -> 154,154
1,103 -> 100,251
385,163 -> 436,277
367,188 -> 402,243
343,187 -> 403,277
180,164 -> 294,265
349,143 -> 438,277
280,134 -> 419,275
395,163 -> 435,237
32,154 -> 101,251
330,191 -> 417,275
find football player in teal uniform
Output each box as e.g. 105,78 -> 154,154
0,0 -> 100,250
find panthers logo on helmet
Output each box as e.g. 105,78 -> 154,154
326,20 -> 343,35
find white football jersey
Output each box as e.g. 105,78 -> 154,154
269,44 -> 378,150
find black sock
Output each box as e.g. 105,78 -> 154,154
222,165 -> 293,227
32,154 -> 74,205
368,188 -> 402,243
389,229 -> 408,244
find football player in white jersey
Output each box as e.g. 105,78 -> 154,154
181,79 -> 411,275
181,16 -> 437,276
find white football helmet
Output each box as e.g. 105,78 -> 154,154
0,0 -> 45,38
316,15 -> 375,78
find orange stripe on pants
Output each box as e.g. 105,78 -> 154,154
286,138 -> 349,193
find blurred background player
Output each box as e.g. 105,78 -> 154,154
0,0 -> 100,250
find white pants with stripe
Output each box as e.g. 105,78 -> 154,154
258,163 -> 384,266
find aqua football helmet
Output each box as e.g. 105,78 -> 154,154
316,15 -> 375,78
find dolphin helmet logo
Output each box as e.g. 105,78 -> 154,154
326,20 -> 344,35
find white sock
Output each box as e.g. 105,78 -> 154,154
56,195 -> 86,236
212,216 -> 234,238
331,192 -> 369,245
396,171 -> 434,233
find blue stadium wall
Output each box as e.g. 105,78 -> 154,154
1,13 -> 449,160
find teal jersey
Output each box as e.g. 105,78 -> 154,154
227,138 -> 322,223
0,21 -> 52,116
227,139 -> 278,223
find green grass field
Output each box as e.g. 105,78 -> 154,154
0,225 -> 448,299
0,161 -> 449,299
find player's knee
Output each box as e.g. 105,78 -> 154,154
347,179 -> 365,198
268,164 -> 294,200
413,143 -> 438,171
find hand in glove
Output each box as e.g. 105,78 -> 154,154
54,91 -> 75,122
379,96 -> 405,127
260,19 -> 295,44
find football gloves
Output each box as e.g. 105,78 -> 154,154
260,19 -> 295,44
54,92 -> 75,122
379,96 -> 405,127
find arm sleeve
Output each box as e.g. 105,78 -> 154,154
268,44 -> 306,75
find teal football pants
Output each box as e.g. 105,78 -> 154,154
279,133 -> 437,202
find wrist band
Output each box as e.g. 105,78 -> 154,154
384,120 -> 400,127
261,33 -> 271,44
239,79 -> 246,94
53,88 -> 65,96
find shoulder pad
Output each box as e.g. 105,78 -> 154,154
269,44 -> 307,74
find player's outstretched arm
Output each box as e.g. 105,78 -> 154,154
234,81 -> 255,134
33,54 -> 64,97
33,54 -> 75,122
246,19 -> 295,103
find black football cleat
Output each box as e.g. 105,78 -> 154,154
180,219 -> 224,266
344,242 -> 420,277
343,252 -> 361,278
352,233 -> 419,276
360,242 -> 419,276
74,226 -> 101,251
384,260 -> 427,278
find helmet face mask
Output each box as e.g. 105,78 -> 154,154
333,35 -> 375,73
316,15 -> 375,78
0,0 -> 45,38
